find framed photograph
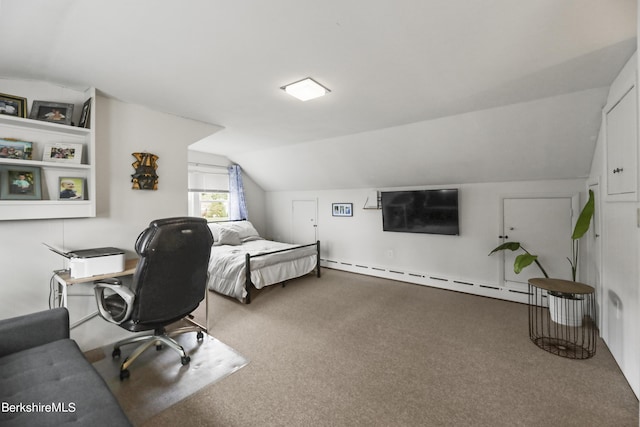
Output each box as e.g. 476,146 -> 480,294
78,97 -> 92,128
332,203 -> 353,217
42,142 -> 83,164
58,177 -> 85,200
29,100 -> 74,126
0,93 -> 27,118
0,138 -> 33,160
0,166 -> 42,200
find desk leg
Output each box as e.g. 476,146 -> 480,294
53,274 -> 68,308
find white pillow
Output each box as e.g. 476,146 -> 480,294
207,223 -> 222,242
214,228 -> 242,246
224,221 -> 261,241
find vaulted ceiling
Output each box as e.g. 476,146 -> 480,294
0,1 -> 636,191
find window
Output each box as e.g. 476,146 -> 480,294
189,191 -> 229,221
188,163 -> 229,221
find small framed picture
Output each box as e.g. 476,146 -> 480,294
29,100 -> 74,126
0,138 -> 33,160
58,177 -> 85,200
0,166 -> 42,200
42,142 -> 83,164
332,203 -> 353,217
78,97 -> 92,128
0,93 -> 27,118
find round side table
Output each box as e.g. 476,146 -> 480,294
528,278 -> 597,359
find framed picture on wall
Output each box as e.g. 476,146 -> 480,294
0,166 -> 42,200
58,177 -> 85,200
78,97 -> 92,128
332,203 -> 353,217
29,100 -> 74,126
42,142 -> 83,164
0,138 -> 33,160
0,92 -> 27,118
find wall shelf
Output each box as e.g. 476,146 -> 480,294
0,81 -> 96,220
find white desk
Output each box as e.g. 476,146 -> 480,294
52,259 -> 138,328
52,258 -> 210,332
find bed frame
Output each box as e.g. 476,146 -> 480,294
243,240 -> 321,304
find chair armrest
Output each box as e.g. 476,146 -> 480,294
94,280 -> 135,325
0,308 -> 69,358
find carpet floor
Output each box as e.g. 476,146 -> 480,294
117,268 -> 637,426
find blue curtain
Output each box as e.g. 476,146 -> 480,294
228,164 -> 248,220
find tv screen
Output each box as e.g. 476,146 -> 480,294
381,189 -> 459,235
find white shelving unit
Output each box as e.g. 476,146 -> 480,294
0,84 -> 95,221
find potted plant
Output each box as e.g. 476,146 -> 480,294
488,190 -> 595,325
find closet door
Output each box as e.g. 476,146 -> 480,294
292,199 -> 317,244
606,85 -> 637,198
501,196 -> 573,287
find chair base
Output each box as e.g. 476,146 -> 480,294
112,324 -> 205,380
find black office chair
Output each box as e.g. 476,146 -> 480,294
94,217 -> 213,380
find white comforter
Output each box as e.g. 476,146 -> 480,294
206,239 -> 317,301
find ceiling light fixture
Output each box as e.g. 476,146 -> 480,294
281,77 -> 331,101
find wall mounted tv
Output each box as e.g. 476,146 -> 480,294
381,189 -> 459,235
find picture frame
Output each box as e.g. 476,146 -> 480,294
78,97 -> 92,128
0,166 -> 42,200
0,138 -> 33,160
42,142 -> 83,164
29,100 -> 74,126
0,93 -> 27,118
332,203 -> 353,217
58,177 -> 85,200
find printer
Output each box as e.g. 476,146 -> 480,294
45,244 -> 126,279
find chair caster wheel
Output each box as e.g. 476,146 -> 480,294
196,331 -> 204,341
119,369 -> 130,380
181,356 -> 191,365
112,348 -> 121,359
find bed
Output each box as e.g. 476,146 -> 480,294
206,220 -> 320,303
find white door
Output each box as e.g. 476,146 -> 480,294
292,200 -> 317,244
586,183 -> 602,328
606,85 -> 637,196
502,197 -> 574,287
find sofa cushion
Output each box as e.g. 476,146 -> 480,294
0,338 -> 131,427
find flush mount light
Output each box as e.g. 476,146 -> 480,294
281,77 -> 331,101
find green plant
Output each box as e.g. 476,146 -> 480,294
488,190 -> 595,280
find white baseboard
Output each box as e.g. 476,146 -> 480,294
320,258 -> 532,304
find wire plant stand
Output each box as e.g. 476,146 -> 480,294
528,278 -> 597,359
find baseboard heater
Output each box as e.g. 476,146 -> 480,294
319,258 -> 530,305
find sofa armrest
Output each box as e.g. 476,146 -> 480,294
0,307 -> 70,358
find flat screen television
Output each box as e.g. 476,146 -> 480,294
381,189 -> 459,235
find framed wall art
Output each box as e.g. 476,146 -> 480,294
0,93 -> 27,118
0,166 -> 42,200
58,177 -> 85,200
332,203 -> 353,217
42,142 -> 83,164
78,97 -> 92,128
29,100 -> 74,126
0,138 -> 33,160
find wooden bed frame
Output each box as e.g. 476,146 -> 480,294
242,240 -> 321,304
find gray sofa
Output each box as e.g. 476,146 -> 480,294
0,308 -> 132,426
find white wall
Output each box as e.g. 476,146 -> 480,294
264,179 -> 586,301
0,94 -> 221,350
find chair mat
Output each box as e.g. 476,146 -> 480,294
92,332 -> 248,425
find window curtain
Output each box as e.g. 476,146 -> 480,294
228,164 -> 248,220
